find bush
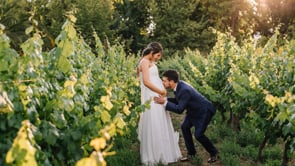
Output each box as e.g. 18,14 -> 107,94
265,160 -> 281,166
261,146 -> 282,162
237,122 -> 263,147
220,140 -> 243,156
220,153 -> 240,166
214,123 -> 235,140
240,145 -> 258,160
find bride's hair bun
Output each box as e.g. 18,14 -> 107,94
142,42 -> 163,56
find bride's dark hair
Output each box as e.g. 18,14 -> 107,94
142,42 -> 163,56
137,42 -> 163,76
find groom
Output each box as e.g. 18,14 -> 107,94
154,69 -> 218,163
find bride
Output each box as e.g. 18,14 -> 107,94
137,42 -> 181,165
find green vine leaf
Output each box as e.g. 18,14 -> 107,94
5,120 -> 37,166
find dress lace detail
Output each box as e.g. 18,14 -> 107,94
138,64 -> 181,165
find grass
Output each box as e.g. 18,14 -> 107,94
105,126 -> 141,166
107,111 -> 295,166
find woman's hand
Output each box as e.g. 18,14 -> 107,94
160,90 -> 167,97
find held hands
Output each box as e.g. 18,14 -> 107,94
153,89 -> 166,105
153,95 -> 166,104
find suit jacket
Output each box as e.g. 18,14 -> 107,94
165,81 -> 215,118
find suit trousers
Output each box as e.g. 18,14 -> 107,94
181,109 -> 218,156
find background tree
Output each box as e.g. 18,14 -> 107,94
143,0 -> 253,55
1,0 -> 294,54
0,0 -> 31,52
0,0 -> 73,51
0,0 -> 114,51
33,0 -> 73,49
75,0 -> 114,48
196,0 -> 254,41
253,0 -> 295,39
147,0 -> 212,55
112,0 -> 150,54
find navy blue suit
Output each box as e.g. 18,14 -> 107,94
165,81 -> 218,156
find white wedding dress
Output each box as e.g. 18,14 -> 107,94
138,64 -> 182,166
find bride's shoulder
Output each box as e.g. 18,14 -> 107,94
139,58 -> 151,67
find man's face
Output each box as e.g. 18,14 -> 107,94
162,76 -> 172,89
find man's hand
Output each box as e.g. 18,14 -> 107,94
153,95 -> 166,104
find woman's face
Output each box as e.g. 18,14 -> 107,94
152,52 -> 162,62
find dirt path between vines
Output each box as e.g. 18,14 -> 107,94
169,113 -> 222,166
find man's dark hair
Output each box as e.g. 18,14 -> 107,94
162,70 -> 179,83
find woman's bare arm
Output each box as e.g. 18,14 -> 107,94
140,60 -> 166,96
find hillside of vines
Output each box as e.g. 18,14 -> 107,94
0,15 -> 147,166
159,30 -> 295,165
0,15 -> 294,166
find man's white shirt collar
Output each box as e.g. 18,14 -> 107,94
173,83 -> 178,92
